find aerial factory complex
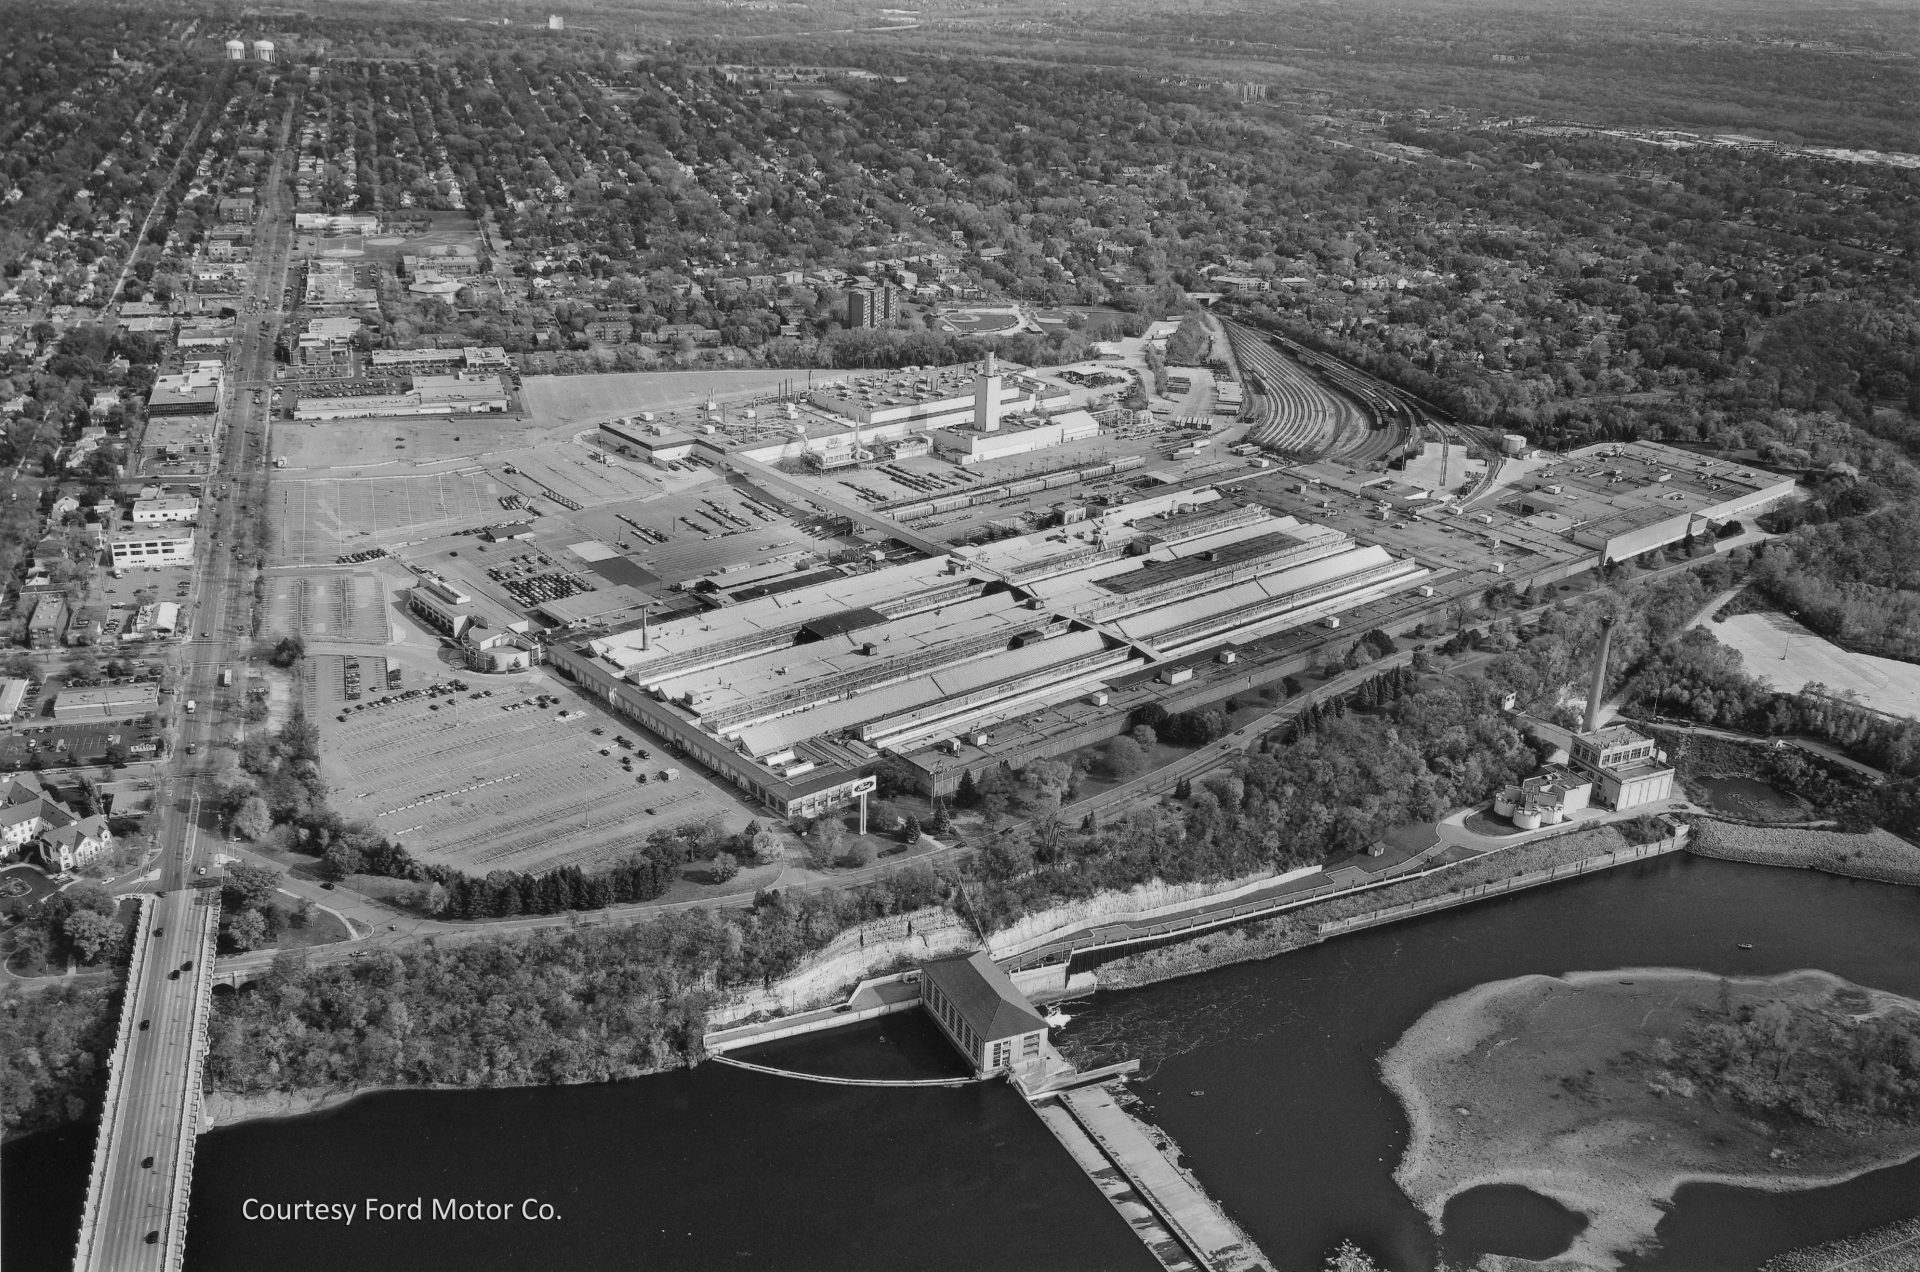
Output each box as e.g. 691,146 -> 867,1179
6,5 -> 1914,1270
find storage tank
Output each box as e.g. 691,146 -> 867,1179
252,39 -> 274,61
225,39 -> 246,60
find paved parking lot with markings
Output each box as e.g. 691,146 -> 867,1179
316,679 -> 749,875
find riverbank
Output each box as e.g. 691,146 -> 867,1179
1381,967 -> 1920,1269
1689,820 -> 1920,886
1096,824 -> 1649,990
201,1085 -> 435,1128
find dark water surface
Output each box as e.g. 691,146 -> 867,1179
181,1040 -> 1157,1272
1053,853 -> 1920,1270
1439,1185 -> 1587,1262
7,855 -> 1917,1272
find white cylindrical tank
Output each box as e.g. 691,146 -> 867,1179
253,39 -> 274,61
225,39 -> 246,59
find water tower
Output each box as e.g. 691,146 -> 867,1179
224,39 -> 246,60
252,39 -> 274,62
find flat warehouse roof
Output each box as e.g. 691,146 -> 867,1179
799,606 -> 891,640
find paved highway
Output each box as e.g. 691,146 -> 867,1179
74,866 -> 219,1268
74,104 -> 302,1272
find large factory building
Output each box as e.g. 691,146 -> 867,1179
549,489 -> 1432,818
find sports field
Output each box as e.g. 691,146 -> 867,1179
1715,611 -> 1920,720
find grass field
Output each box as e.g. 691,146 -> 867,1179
1715,611 -> 1920,720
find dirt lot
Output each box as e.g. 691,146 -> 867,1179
316,672 -> 752,877
271,468 -> 505,565
1714,611 -> 1920,719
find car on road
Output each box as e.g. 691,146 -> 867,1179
139,1019 -> 150,1031
196,866 -> 207,876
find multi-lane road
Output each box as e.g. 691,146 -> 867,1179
73,113 -> 303,1272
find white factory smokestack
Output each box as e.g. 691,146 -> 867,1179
1584,615 -> 1615,734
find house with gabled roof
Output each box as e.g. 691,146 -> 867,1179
0,773 -> 113,872
918,951 -> 1050,1079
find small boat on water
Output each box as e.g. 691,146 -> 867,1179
1737,942 -> 1755,950
1043,1007 -> 1071,1028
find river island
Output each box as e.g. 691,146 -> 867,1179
1381,968 -> 1920,1268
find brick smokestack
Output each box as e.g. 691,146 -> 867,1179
1585,615 -> 1615,735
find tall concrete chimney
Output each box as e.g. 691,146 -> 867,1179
1584,615 -> 1615,734
974,354 -> 1002,432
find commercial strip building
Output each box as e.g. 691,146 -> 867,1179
549,489 -> 1432,818
293,372 -> 508,420
109,525 -> 196,567
131,496 -> 200,524
367,346 -> 510,376
53,683 -> 160,721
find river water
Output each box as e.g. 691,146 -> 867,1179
5,854 -> 1916,1271
1053,853 -> 1920,1270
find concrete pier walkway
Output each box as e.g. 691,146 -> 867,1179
1056,1084 -> 1268,1272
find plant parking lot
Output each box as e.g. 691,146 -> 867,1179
316,676 -> 751,876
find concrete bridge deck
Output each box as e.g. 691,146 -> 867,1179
73,889 -> 221,1272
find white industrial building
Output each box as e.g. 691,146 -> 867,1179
933,408 -> 1101,467
601,419 -> 697,463
110,526 -> 196,567
131,496 -> 200,524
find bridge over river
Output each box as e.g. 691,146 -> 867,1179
71,887 -> 222,1271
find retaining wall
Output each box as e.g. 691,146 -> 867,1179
1314,831 -> 1688,938
988,865 -> 1322,961
705,906 -> 972,1028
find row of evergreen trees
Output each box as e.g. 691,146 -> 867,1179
1279,663 -> 1421,745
